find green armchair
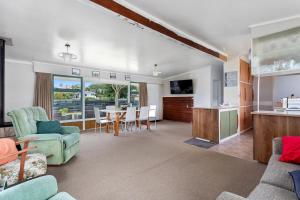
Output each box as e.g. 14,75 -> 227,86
7,107 -> 80,165
0,175 -> 76,200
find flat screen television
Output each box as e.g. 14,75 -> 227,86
170,79 -> 193,94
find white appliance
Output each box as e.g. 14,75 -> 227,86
287,98 -> 300,111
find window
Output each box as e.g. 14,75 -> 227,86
130,83 -> 139,107
84,82 -> 128,119
53,76 -> 83,121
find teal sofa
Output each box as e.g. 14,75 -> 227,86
7,107 -> 80,165
0,175 -> 76,200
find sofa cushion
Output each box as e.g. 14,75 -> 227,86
290,171 -> 300,200
248,183 -> 297,200
63,133 -> 80,149
261,154 -> 300,191
48,192 -> 76,200
280,136 -> 300,164
36,120 -> 63,134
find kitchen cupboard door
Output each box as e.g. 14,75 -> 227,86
240,83 -> 247,106
246,84 -> 253,105
229,110 -> 238,135
246,106 -> 253,129
240,59 -> 250,83
240,107 -> 246,131
220,111 -> 230,139
240,83 -> 253,106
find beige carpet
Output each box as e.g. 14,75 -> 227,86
47,121 -> 266,200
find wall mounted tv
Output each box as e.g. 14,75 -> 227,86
170,79 -> 193,94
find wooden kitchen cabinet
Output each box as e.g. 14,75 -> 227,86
240,59 -> 252,84
163,97 -> 193,122
240,59 -> 253,132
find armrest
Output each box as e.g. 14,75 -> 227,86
23,134 -> 63,141
61,126 -> 80,134
0,175 -> 58,200
216,192 -> 247,200
273,137 -> 282,155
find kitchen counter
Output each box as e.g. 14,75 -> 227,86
192,106 -> 238,110
252,110 -> 300,117
253,110 -> 300,163
192,107 -> 238,143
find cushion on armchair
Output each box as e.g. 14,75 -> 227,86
0,139 -> 18,165
36,121 -> 63,134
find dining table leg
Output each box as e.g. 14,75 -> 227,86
114,113 -> 120,136
105,113 -> 109,133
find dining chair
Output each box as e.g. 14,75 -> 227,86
106,105 -> 116,121
137,106 -> 150,131
120,107 -> 137,134
149,105 -> 157,128
94,107 -> 113,133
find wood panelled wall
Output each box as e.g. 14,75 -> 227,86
192,108 -> 219,143
240,59 -> 253,132
163,97 -> 193,122
61,120 -> 98,131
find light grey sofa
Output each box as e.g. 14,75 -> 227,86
217,137 -> 299,200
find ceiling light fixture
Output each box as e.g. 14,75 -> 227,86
58,43 -> 77,62
153,64 -> 162,76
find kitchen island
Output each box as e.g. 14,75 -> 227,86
192,107 -> 238,144
252,110 -> 300,163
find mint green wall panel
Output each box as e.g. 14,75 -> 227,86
229,110 -> 238,136
220,111 -> 230,139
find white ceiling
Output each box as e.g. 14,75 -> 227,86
0,0 -> 222,78
0,0 -> 299,77
120,0 -> 300,56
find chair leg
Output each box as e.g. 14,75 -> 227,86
139,120 -> 142,131
100,123 -> 102,134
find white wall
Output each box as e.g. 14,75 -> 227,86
223,57 -> 239,106
147,84 -> 163,120
163,65 -> 223,107
273,74 -> 300,101
5,60 -> 35,121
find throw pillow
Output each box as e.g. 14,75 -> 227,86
280,136 -> 300,164
36,120 -> 63,134
289,170 -> 300,200
0,138 -> 18,165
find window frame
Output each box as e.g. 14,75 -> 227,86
52,74 -> 84,122
51,76 -> 140,123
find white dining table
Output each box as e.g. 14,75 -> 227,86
99,109 -> 141,136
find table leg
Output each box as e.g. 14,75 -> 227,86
147,119 -> 150,130
105,113 -> 109,133
114,113 -> 120,136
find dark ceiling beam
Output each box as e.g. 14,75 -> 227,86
90,0 -> 227,62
